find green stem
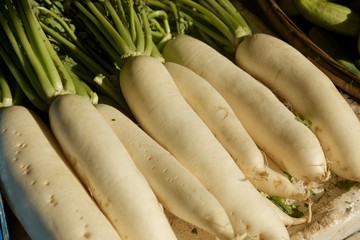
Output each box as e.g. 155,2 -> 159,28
93,75 -> 130,113
0,66 -> 13,107
133,7 -> 146,53
0,11 -> 46,101
81,18 -> 125,67
72,1 -> 121,57
176,0 -> 236,43
148,12 -> 165,35
36,6 -> 79,44
36,6 -> 118,75
0,41 -> 47,110
62,61 -> 122,107
82,0 -> 135,57
67,68 -> 98,104
140,9 -> 153,56
114,0 -> 127,26
148,10 -> 172,42
128,0 -> 137,42
40,22 -> 113,76
219,0 -> 249,25
18,0 -> 64,92
104,0 -> 136,50
193,18 -> 233,47
150,41 -> 166,62
169,1 -> 184,35
146,0 -> 185,34
205,0 -> 251,39
2,0 -> 55,101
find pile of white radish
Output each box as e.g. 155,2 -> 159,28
235,33 -> 360,182
2,0 -> 360,239
95,103 -> 235,240
0,106 -> 121,240
160,0 -> 360,183
120,55 -> 290,239
48,94 -> 178,240
164,61 -> 308,201
162,34 -> 329,184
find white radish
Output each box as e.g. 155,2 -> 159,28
96,103 -> 235,240
0,105 -> 121,240
48,94 -> 177,240
120,55 -> 290,239
235,33 -> 360,181
162,34 -> 329,183
267,199 -> 307,226
164,61 -> 308,200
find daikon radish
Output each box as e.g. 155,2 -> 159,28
162,34 -> 329,183
267,199 -> 307,226
120,54 -> 290,239
0,106 -> 121,240
96,103 -> 235,240
235,33 -> 360,181
164,61 -> 307,200
48,94 -> 177,240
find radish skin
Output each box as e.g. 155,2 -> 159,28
164,61 -> 307,200
48,94 -> 177,240
235,33 -> 360,181
0,106 -> 121,240
120,55 -> 290,239
162,35 -> 328,183
267,199 -> 307,226
95,103 -> 235,240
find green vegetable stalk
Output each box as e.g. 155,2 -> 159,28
0,0 -> 98,110
292,0 -> 360,37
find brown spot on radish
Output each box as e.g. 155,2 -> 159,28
216,106 -> 229,119
237,177 -> 248,182
323,146 -> 331,154
314,126 -> 322,134
20,164 -> 31,175
340,166 -> 350,172
17,143 -> 27,148
42,180 -> 50,186
345,206 -> 352,214
48,194 -> 57,207
167,176 -> 180,183
11,130 -> 21,136
83,231 -> 91,238
257,170 -> 269,178
100,198 -> 111,208
274,179 -> 284,188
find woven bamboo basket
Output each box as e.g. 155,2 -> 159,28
256,0 -> 360,100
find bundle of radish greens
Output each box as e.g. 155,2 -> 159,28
0,0 -> 359,239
